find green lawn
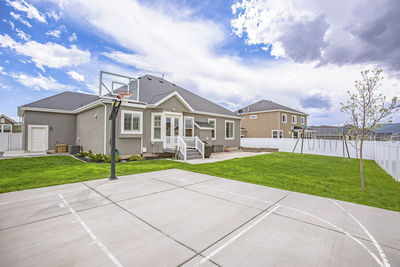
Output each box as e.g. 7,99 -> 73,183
1,153 -> 400,212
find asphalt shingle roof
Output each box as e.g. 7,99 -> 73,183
22,91 -> 100,111
375,123 -> 400,136
21,74 -> 238,117
238,99 -> 306,115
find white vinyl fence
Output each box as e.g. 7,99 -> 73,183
0,133 -> 22,151
241,138 -> 400,181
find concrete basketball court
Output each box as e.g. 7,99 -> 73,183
0,169 -> 399,266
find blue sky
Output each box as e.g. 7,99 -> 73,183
0,0 -> 399,125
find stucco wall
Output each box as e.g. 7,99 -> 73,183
76,105 -> 105,154
23,111 -> 76,151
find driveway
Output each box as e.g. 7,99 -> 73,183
0,169 -> 398,266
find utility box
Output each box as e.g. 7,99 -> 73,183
68,145 -> 81,154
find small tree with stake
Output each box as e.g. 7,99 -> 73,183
340,69 -> 399,191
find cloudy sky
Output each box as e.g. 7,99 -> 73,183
0,0 -> 399,125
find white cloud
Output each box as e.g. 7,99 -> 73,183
0,34 -> 90,71
67,70 -> 85,81
68,32 -> 77,42
10,72 -> 73,91
45,29 -> 61,38
43,0 -> 400,125
15,28 -> 30,41
10,11 -> 32,27
6,0 -> 46,23
3,19 -> 15,30
46,9 -> 62,21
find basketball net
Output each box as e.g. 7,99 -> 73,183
117,91 -> 132,103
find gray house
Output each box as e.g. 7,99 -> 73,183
18,75 -> 240,159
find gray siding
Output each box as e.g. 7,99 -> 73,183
76,105 -> 105,154
23,111 -> 76,151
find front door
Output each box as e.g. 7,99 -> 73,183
165,115 -> 180,148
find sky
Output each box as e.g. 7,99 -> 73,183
0,0 -> 399,125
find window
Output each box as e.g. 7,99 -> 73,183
301,116 -> 305,125
272,130 -> 282,138
225,120 -> 234,140
152,113 -> 162,141
0,118 -> 4,123
304,131 -> 312,139
292,115 -> 297,124
249,115 -> 257,119
0,124 -> 12,133
121,110 -> 142,134
282,114 -> 287,123
208,118 -> 216,140
292,131 -> 299,139
184,116 -> 194,137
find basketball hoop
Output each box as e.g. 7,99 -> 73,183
117,91 -> 132,102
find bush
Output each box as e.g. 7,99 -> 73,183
88,153 -> 104,162
77,151 -> 87,157
104,155 -> 121,163
129,154 -> 145,161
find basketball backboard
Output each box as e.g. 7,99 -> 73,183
98,71 -> 138,101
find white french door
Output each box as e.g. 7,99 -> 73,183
165,115 -> 181,148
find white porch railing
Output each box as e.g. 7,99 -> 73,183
195,136 -> 205,158
177,135 -> 187,160
164,136 -> 178,149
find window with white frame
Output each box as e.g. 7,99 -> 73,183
272,130 -> 282,138
225,120 -> 234,140
0,124 -> 11,133
292,115 -> 297,124
282,114 -> 287,123
122,110 -> 142,134
152,113 -> 162,141
0,118 -> 5,123
249,115 -> 257,119
184,116 -> 194,137
292,131 -> 299,139
301,116 -> 305,125
208,118 -> 216,140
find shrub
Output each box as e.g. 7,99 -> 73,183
104,155 -> 121,163
88,153 -> 104,162
129,154 -> 145,161
77,151 -> 87,157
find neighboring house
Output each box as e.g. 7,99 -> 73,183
18,75 -> 240,159
0,114 -> 21,133
374,123 -> 400,141
308,125 -> 350,140
237,100 -> 309,138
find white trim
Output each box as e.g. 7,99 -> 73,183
194,122 -> 214,130
151,91 -> 194,112
27,125 -> 48,152
292,115 -> 297,124
121,110 -> 143,134
272,130 -> 283,139
282,113 -> 287,123
184,116 -> 194,137
194,110 -> 240,119
0,124 -> 12,133
151,112 -> 163,142
301,116 -> 305,125
225,120 -> 235,140
208,118 -> 216,140
240,109 -> 308,116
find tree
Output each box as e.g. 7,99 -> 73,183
340,69 -> 399,191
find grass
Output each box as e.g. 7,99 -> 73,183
1,153 -> 400,212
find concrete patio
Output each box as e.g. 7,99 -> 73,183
0,169 -> 399,266
180,150 -> 270,164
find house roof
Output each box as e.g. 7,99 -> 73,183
21,91 -> 100,111
138,75 -> 236,116
195,121 -> 214,129
20,75 -> 238,117
0,114 -> 17,124
238,99 -> 307,115
308,125 -> 352,136
375,123 -> 400,136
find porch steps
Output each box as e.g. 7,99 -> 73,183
186,148 -> 202,160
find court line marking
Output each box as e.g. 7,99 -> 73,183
197,205 -> 281,266
193,184 -> 383,266
58,193 -> 124,267
330,199 -> 390,267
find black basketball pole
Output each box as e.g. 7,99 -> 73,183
109,99 -> 121,180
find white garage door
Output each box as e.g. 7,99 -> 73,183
30,126 -> 47,152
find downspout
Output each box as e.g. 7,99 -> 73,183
101,101 -> 107,155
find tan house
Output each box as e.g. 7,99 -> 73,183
238,100 -> 310,139
0,114 -> 21,133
